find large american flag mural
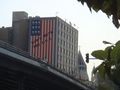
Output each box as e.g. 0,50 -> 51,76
29,17 -> 54,64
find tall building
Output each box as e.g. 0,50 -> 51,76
78,51 -> 89,80
12,12 -> 29,51
0,11 -> 79,78
28,16 -> 79,77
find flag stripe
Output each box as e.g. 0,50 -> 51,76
47,20 -> 49,63
41,19 -> 44,60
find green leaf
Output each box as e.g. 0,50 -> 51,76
107,59 -> 116,66
111,64 -> 120,85
92,5 -> 100,12
111,43 -> 120,64
101,0 -> 111,15
115,40 -> 120,46
98,63 -> 106,79
117,0 -> 120,19
98,82 -> 115,90
91,50 -> 106,60
104,46 -> 113,60
93,62 -> 104,74
77,0 -> 120,28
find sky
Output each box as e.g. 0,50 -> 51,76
0,0 -> 120,80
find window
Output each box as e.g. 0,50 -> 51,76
67,27 -> 69,32
35,31 -> 37,34
61,23 -> 63,29
35,26 -> 37,29
64,24 -> 66,30
60,47 -> 62,53
61,31 -> 62,37
35,21 -> 37,24
38,26 -> 40,29
38,21 -> 40,24
32,26 -> 34,29
38,31 -> 40,34
32,21 -> 34,25
32,31 -> 34,34
66,35 -> 68,40
63,41 -> 65,46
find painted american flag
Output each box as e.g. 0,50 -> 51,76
30,18 -> 41,59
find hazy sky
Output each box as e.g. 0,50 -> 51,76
0,0 -> 120,79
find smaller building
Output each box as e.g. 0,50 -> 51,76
78,51 -> 89,81
12,19 -> 29,51
12,11 -> 29,51
0,27 -> 12,44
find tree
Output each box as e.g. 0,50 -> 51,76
91,40 -> 120,89
77,0 -> 120,28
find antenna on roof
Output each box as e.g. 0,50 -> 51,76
56,12 -> 59,17
78,45 -> 81,51
69,21 -> 72,26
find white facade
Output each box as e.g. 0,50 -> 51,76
55,17 -> 78,78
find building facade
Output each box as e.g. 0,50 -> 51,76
0,11 -> 79,78
12,11 -> 29,51
0,27 -> 12,44
55,17 -> 78,76
28,16 -> 79,77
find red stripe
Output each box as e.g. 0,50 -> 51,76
34,35 -> 37,58
30,36 -> 32,56
39,20 -> 41,59
44,20 -> 46,61
49,20 -> 53,64
43,20 -> 45,59
34,35 -> 36,58
50,20 -> 53,64
47,20 -> 49,63
41,19 -> 44,59
44,20 -> 47,62
35,35 -> 37,58
38,36 -> 40,59
32,36 -> 35,57
31,36 -> 33,56
32,36 -> 34,56
48,20 -> 51,64
36,35 -> 39,58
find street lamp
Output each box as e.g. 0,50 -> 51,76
103,41 -> 115,46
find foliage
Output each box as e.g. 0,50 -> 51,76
77,0 -> 120,28
91,40 -> 120,89
98,82 -> 114,90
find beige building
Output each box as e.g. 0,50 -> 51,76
12,19 -> 29,51
12,11 -> 29,51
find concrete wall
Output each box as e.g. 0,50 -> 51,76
12,11 -> 28,22
12,19 -> 29,51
